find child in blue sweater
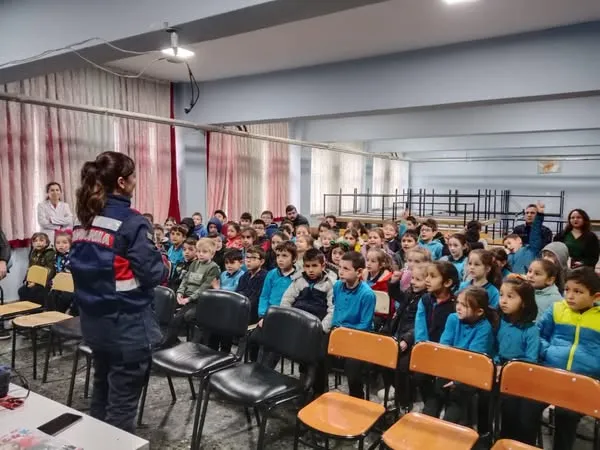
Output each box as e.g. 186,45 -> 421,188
441,233 -> 468,280
495,276 -> 540,444
457,249 -> 501,308
418,218 -> 444,260
526,259 -> 563,321
331,252 -> 376,398
423,286 -> 496,425
503,201 -> 545,274
218,249 -> 245,292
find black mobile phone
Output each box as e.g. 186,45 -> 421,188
38,412 -> 83,436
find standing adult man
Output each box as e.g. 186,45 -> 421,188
285,205 -> 310,228
513,204 -> 553,247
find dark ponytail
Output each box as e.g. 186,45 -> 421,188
461,286 -> 499,330
76,152 -> 135,229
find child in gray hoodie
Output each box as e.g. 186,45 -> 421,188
541,241 -> 569,293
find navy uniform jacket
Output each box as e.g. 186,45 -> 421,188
70,194 -> 168,361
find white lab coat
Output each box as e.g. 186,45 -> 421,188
37,199 -> 73,244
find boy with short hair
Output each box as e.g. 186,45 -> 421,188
168,237 -> 198,292
332,252 -> 376,398
153,224 -> 171,252
219,249 -> 245,291
236,246 -> 268,325
163,238 -> 220,347
419,218 -> 443,260
325,215 -> 339,232
252,219 -> 270,252
240,212 -> 253,228
208,231 -> 226,271
257,242 -> 297,324
261,210 -> 279,238
281,248 -> 335,332
503,201 -> 545,274
523,267 -> 600,448
192,212 -> 207,238
383,220 -> 401,255
167,225 -> 187,278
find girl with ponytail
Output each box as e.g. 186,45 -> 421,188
70,151 -> 167,433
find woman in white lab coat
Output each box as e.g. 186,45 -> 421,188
37,182 -> 73,244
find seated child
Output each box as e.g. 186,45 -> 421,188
343,229 -> 361,253
381,264 -> 427,409
315,222 -> 332,250
422,286 -> 496,424
490,247 -> 512,280
418,218 -> 444,260
496,277 -> 540,444
252,219 -> 270,252
457,249 -> 501,309
441,233 -> 469,281
192,212 -> 207,238
167,224 -> 187,278
503,201 -> 545,274
331,252 -> 376,398
153,224 -> 171,252
168,237 -> 197,292
541,241 -> 569,293
414,261 -> 459,403
396,229 -> 419,269
206,217 -> 223,236
47,232 -> 76,314
225,222 -> 243,249
383,220 -> 402,256
240,227 -> 258,266
279,220 -> 294,240
261,210 -> 279,238
163,238 -> 220,347
295,234 -> 314,272
396,247 -> 431,293
240,212 -> 253,228
164,216 -> 176,238
325,215 -> 339,233
218,249 -> 245,291
526,259 -> 563,320
18,232 -> 56,306
364,248 -> 394,330
533,268 -> 600,450
265,232 -> 286,271
208,231 -> 225,272
361,228 -> 393,258
326,239 -> 350,276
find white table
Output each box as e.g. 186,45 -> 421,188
0,384 -> 149,450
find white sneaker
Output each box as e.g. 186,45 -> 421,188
377,386 -> 395,401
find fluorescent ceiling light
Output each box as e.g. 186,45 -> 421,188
161,47 -> 194,58
443,0 -> 478,4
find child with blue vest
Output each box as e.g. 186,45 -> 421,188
526,259 -> 563,321
441,233 -> 469,280
496,276 -> 540,445
418,218 -> 444,260
534,268 -> 600,450
457,249 -> 501,308
503,201 -> 545,274
423,286 -> 496,424
218,249 -> 245,292
332,251 -> 376,398
260,210 -> 279,238
414,261 -> 459,403
167,224 -> 187,279
490,247 -> 512,281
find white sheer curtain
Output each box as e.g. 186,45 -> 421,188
1,68 -> 172,242
371,157 -> 387,211
387,159 -> 409,209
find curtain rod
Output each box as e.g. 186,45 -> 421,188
0,92 -> 400,161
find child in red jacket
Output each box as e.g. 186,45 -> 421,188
364,248 -> 393,330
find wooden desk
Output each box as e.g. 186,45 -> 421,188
0,384 -> 149,450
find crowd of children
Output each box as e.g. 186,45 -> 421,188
16,201 -> 600,449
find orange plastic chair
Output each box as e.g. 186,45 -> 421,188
381,342 -> 494,450
294,327 -> 398,449
492,361 -> 600,449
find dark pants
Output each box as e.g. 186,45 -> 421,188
207,334 -> 232,354
328,356 -> 365,399
46,291 -> 77,315
163,303 -> 196,347
18,284 -> 48,306
90,350 -> 151,434
423,378 -> 475,425
248,326 -> 279,368
381,350 -> 412,407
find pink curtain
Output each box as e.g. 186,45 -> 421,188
207,123 -> 289,220
0,68 -> 172,242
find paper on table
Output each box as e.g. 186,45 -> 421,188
0,428 -> 83,449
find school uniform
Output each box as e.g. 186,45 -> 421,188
265,223 -> 279,239
213,247 -> 226,272
534,284 -> 563,321
366,270 -> 393,329
258,268 -> 296,319
220,269 -> 245,292
47,251 -> 76,314
441,255 -> 467,281
281,271 -> 335,332
418,239 -> 443,260
18,247 -> 56,306
167,245 -> 185,278
508,213 -> 544,274
236,269 -> 268,325
457,280 -> 500,309
226,236 -> 243,250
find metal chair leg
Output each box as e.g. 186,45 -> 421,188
193,382 -> 212,450
137,381 -> 149,426
191,379 -> 206,449
11,325 -> 17,368
67,348 -> 80,407
42,331 -> 54,383
256,409 -> 269,449
32,328 -> 38,380
254,408 -> 261,426
293,418 -> 301,450
188,376 -> 197,400
83,354 -> 92,398
167,374 -> 177,403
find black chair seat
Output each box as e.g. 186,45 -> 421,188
209,362 -> 302,406
152,342 -> 236,377
51,316 -> 82,340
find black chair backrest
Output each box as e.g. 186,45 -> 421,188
261,306 -> 323,364
195,290 -> 250,339
153,286 -> 177,327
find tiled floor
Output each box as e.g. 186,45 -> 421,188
0,335 -> 595,449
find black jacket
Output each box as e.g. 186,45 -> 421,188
292,214 -> 310,228
236,269 -> 268,323
0,229 -> 10,264
386,281 -> 424,347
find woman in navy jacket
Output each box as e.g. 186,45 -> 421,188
70,152 -> 168,433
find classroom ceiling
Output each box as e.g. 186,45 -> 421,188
108,0 -> 600,82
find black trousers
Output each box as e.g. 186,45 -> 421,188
163,303 -> 196,347
18,284 -> 48,306
207,333 -> 232,354
90,350 -> 151,434
381,350 -> 412,407
422,378 -> 475,425
46,291 -> 77,315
